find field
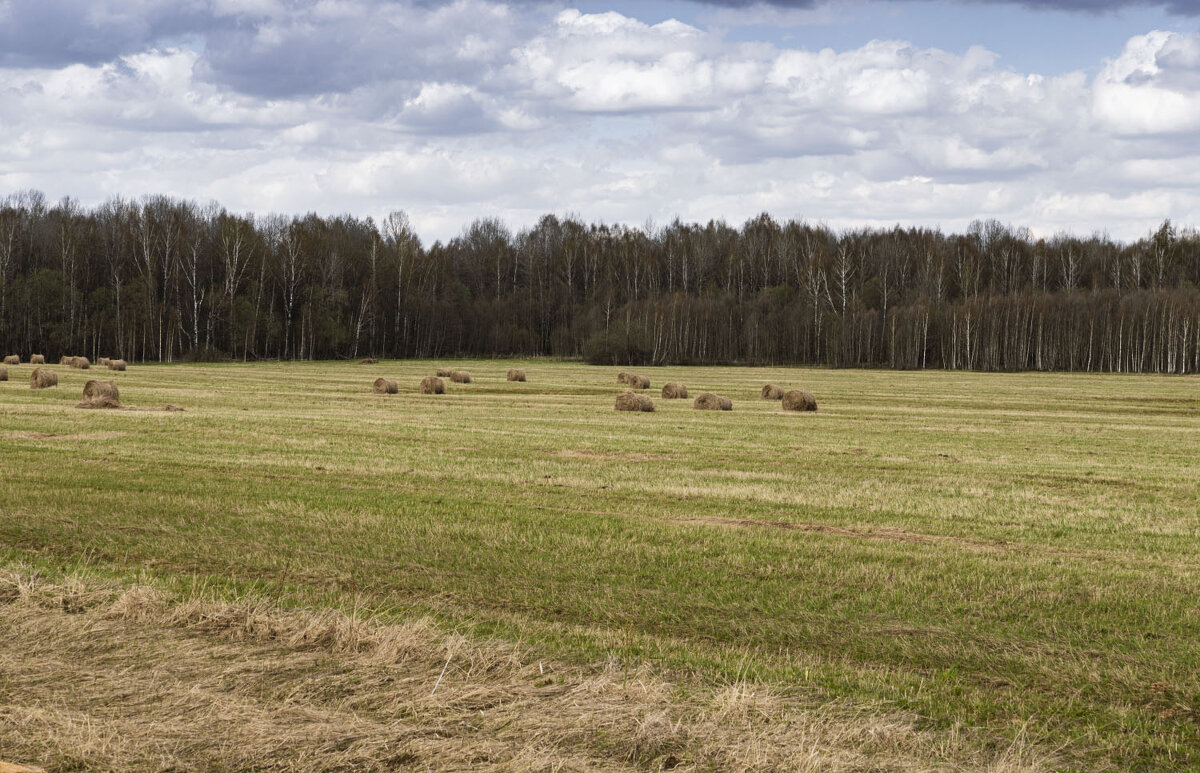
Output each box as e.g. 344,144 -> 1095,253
1,360 -> 1198,770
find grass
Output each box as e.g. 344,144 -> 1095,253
1,359 -> 1198,769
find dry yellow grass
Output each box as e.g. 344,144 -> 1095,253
0,569 -> 1052,772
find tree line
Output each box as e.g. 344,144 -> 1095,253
1,189 -> 1198,373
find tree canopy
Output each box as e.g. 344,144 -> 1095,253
1,190 -> 1198,373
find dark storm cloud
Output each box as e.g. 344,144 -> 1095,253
0,0 -> 228,68
195,9 -> 513,100
0,0 -> 538,101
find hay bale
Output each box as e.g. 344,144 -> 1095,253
693,392 -> 732,411
0,367 -> 7,381
419,375 -> 445,394
97,357 -> 111,367
761,384 -> 784,400
620,374 -> 649,389
372,377 -> 399,394
29,368 -> 57,389
615,390 -> 655,412
77,380 -> 122,410
358,357 -> 379,364
3,355 -> 18,365
450,370 -> 472,383
661,382 -> 688,399
29,354 -> 44,365
782,389 -> 818,412
436,368 -> 454,377
108,359 -> 127,371
59,356 -> 70,365
83,380 -> 120,403
617,370 -> 649,387
70,356 -> 90,369
507,368 -> 526,382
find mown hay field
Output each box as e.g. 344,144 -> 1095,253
1,360 -> 1198,770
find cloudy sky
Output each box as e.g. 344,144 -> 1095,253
1,0 -> 1198,242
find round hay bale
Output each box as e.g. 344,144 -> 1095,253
450,370 -> 472,384
507,368 -> 526,382
372,377 -> 399,394
625,374 -> 649,389
661,382 -> 688,399
59,356 -> 70,365
419,375 -> 446,394
782,389 -> 818,412
693,392 -> 733,411
3,355 -> 18,365
30,354 -> 45,365
97,357 -> 112,367
0,367 -> 7,381
70,356 -> 90,369
615,390 -> 655,412
761,384 -> 784,400
436,368 -> 454,377
82,380 -> 120,403
358,357 -> 379,364
29,368 -> 57,389
108,359 -> 127,371
78,381 -> 122,410
617,371 -> 632,385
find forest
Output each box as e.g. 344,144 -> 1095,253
1,189 -> 1198,373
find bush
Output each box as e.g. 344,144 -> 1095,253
181,347 -> 232,363
582,324 -> 652,366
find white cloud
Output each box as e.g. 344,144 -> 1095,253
1093,30 -> 1200,134
0,3 -> 1198,242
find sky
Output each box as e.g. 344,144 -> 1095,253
1,0 -> 1199,243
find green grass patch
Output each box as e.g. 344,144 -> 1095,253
2,360 -> 1198,768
